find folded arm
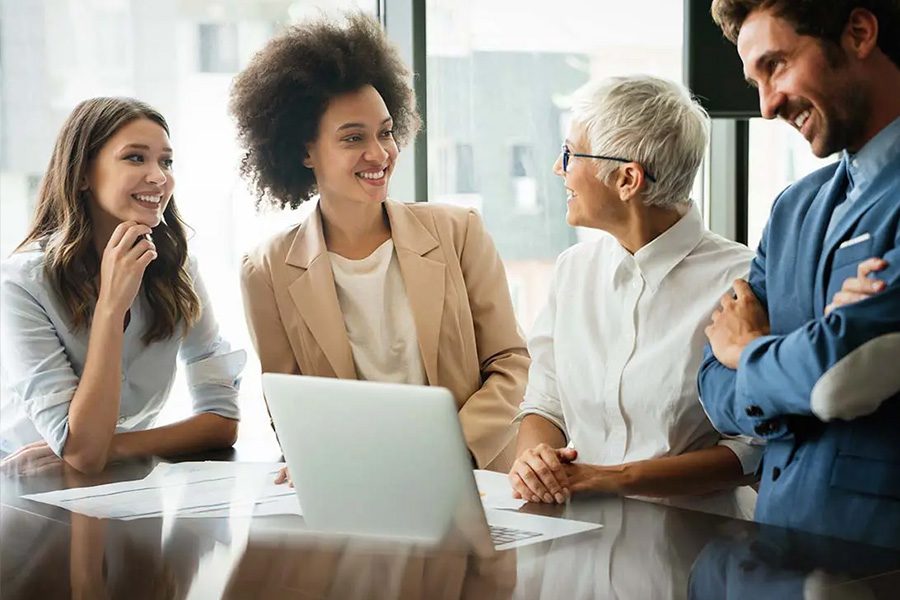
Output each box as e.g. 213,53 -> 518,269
700,234 -> 900,440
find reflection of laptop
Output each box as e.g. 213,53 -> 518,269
261,373 -> 600,554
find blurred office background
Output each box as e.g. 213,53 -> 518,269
0,0 -> 834,440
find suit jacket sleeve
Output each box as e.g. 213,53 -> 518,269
700,211 -> 900,441
698,219 -> 772,439
456,210 -> 530,469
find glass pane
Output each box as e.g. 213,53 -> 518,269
425,0 -> 685,331
0,0 -> 376,439
747,118 -> 837,250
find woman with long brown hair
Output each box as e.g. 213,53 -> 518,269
1,97 -> 244,475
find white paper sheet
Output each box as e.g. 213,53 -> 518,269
22,464 -> 528,520
474,469 -> 528,510
22,461 -> 299,520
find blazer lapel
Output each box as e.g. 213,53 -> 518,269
815,151 -> 900,312
285,206 -> 357,380
386,201 -> 445,386
822,151 -> 900,251
811,160 -> 850,315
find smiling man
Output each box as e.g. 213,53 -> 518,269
699,0 -> 900,548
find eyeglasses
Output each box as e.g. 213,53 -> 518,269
561,144 -> 657,183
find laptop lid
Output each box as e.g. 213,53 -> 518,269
262,373 -> 492,551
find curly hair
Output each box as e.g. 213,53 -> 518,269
711,0 -> 900,68
229,12 -> 420,210
16,97 -> 200,344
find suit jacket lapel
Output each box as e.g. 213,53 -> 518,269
822,151 -> 900,252
811,160 -> 850,315
815,151 -> 900,312
285,205 -> 357,380
386,201 -> 445,386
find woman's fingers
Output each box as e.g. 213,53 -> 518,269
30,454 -> 64,475
125,237 -> 156,264
533,445 -> 569,501
107,220 -> 137,249
115,223 -> 153,252
2,440 -> 49,467
274,465 -> 293,487
509,471 -> 540,503
509,444 -> 577,504
1,443 -> 57,475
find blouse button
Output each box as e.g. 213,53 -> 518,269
117,416 -> 126,425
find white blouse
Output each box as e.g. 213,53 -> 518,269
517,206 -> 762,517
329,239 -> 427,385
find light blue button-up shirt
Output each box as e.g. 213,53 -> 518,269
826,115 -> 900,239
1,247 -> 245,455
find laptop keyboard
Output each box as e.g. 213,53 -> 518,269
489,524 -> 542,546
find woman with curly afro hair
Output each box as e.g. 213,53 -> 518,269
231,13 -> 528,474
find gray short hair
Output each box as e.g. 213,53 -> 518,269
571,75 -> 710,208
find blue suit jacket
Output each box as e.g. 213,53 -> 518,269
698,151 -> 900,549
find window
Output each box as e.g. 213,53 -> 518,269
198,23 -> 239,73
510,143 -> 538,214
455,143 -> 476,193
747,118 -> 836,249
0,0 -> 376,448
425,0 -> 685,331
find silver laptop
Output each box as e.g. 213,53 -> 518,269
261,373 -> 599,554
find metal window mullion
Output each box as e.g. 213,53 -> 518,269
381,0 -> 428,203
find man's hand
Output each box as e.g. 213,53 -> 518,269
508,444 -> 577,504
705,279 -> 771,369
825,257 -> 888,315
1,441 -> 63,476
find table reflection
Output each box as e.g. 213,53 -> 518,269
689,527 -> 900,599
3,456 -> 899,599
224,533 -> 517,599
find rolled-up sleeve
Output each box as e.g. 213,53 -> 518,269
716,435 -> 764,475
515,269 -> 568,440
178,258 -> 245,421
0,276 -> 77,456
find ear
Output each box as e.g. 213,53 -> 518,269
78,175 -> 90,191
302,153 -> 314,169
843,8 -> 879,59
616,164 -> 644,202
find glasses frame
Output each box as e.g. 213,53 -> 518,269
561,144 -> 657,183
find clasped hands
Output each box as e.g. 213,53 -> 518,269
508,444 -> 626,504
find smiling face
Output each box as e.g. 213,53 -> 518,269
84,117 -> 174,231
553,120 -> 627,230
304,85 -> 399,207
737,9 -> 869,157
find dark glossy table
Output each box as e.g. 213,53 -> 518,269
3,442 -> 899,599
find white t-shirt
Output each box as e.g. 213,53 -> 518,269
328,240 -> 427,385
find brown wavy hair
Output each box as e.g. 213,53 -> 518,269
711,0 -> 900,68
15,97 -> 200,344
229,12 -> 420,210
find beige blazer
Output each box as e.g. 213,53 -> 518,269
240,200 -> 529,470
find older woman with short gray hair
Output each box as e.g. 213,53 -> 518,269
509,75 -> 761,518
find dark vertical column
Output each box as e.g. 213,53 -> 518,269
735,119 -> 749,245
410,0 -> 427,203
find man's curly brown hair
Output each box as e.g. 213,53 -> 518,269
711,0 -> 900,68
229,12 -> 420,210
